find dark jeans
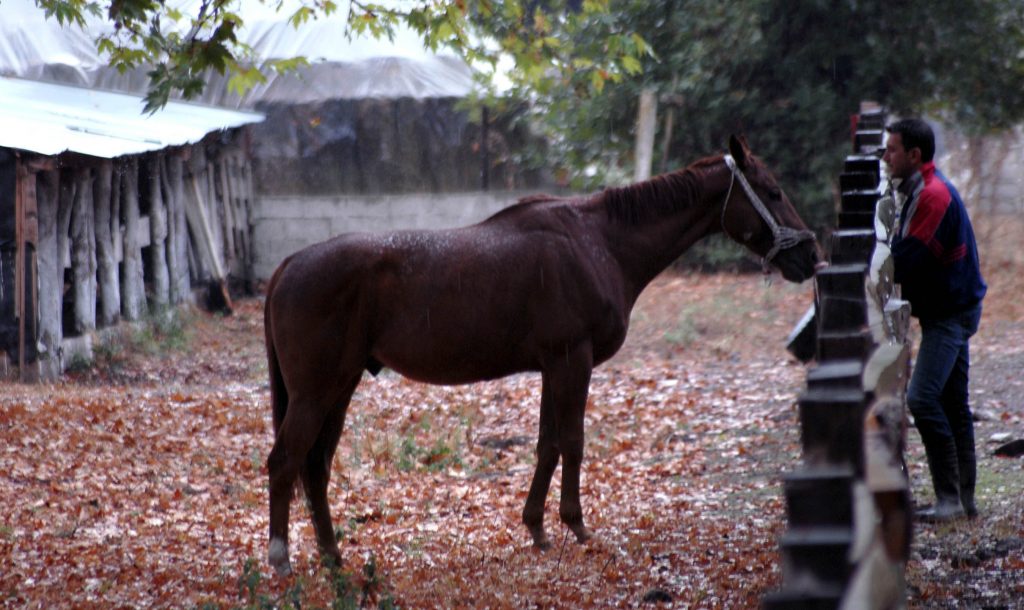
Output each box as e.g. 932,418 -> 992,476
907,303 -> 983,445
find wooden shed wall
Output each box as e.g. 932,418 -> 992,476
0,129 -> 256,381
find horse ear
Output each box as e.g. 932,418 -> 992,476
728,135 -> 751,170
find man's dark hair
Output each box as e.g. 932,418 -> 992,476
886,118 -> 936,162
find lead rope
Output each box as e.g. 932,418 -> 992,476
721,154 -> 816,273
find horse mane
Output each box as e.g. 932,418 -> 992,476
601,155 -> 721,225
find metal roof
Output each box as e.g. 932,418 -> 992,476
0,76 -> 265,158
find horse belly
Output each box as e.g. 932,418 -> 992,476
374,333 -> 531,385
369,298 -> 534,385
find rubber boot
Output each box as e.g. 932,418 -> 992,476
957,444 -> 978,519
917,435 -> 965,523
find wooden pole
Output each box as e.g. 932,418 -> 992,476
147,154 -> 170,307
120,157 -> 146,321
634,88 -> 658,183
164,151 -> 191,304
70,167 -> 97,334
93,159 -> 120,327
15,158 -> 39,382
34,168 -> 61,380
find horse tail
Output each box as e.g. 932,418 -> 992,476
265,262 -> 289,435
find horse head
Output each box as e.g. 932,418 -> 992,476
720,135 -> 821,282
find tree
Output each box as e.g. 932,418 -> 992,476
495,0 -> 1024,264
33,0 -> 647,112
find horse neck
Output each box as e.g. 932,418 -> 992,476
599,157 -> 731,299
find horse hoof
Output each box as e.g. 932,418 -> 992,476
269,538 -> 292,577
570,524 -> 593,544
529,530 -> 552,550
320,553 -> 342,571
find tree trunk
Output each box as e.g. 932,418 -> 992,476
57,170 -> 75,278
93,160 -> 120,327
634,88 -> 658,183
164,152 -> 191,304
34,169 -> 61,380
71,168 -> 97,334
120,158 -> 146,321
147,155 -> 170,307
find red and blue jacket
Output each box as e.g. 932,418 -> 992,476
892,161 -> 986,321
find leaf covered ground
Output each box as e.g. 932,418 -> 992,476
2,230 -> 1022,608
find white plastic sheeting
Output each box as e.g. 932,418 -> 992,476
0,76 -> 264,158
0,0 -> 475,105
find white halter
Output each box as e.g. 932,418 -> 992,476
721,154 -> 816,271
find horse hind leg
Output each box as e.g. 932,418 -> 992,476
267,389 -> 339,576
300,376 -> 360,570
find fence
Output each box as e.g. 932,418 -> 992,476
765,108 -> 913,609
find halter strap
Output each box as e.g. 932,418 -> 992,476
721,154 -> 816,271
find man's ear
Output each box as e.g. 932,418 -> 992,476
729,134 -> 750,170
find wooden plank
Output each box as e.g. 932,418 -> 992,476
15,158 -> 39,381
217,158 -> 237,267
240,154 -> 256,287
185,175 -> 228,280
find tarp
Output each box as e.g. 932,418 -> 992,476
0,0 -> 475,106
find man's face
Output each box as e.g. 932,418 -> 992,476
882,132 -> 919,180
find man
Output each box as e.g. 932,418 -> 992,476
882,118 -> 987,521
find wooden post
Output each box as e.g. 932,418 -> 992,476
218,157 -> 238,273
164,151 -> 191,304
634,88 -> 658,183
241,154 -> 256,289
15,158 -> 39,382
120,157 -> 146,321
93,160 -> 120,327
147,154 -> 170,307
34,168 -> 61,380
57,170 -> 75,279
70,167 -> 97,334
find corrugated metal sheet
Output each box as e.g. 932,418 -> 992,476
0,76 -> 264,158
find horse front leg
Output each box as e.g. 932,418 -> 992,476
552,347 -> 594,544
523,381 -> 560,549
523,344 -> 594,548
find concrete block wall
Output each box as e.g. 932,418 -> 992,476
250,190 -> 541,281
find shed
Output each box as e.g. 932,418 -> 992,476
1,0 -> 550,281
0,76 -> 264,381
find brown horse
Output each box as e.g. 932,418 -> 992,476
263,135 -> 820,575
